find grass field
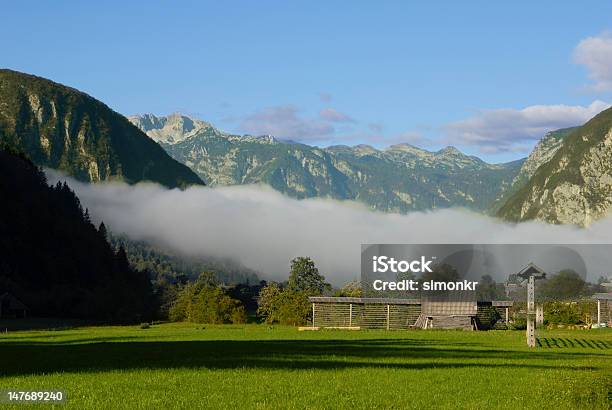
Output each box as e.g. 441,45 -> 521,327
0,321 -> 610,409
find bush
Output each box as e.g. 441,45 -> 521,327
334,281 -> 362,297
544,301 -> 593,325
169,272 -> 247,324
510,317 -> 527,330
230,306 -> 247,324
140,323 -> 150,329
257,284 -> 310,326
257,257 -> 330,326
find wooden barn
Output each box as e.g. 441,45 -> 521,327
308,296 -> 513,331
592,293 -> 612,327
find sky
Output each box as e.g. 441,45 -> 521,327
3,1 -> 612,162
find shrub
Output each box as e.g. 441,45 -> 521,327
334,281 -> 362,297
256,283 -> 282,322
169,272 -> 247,324
230,306 -> 247,324
544,301 -> 594,325
511,317 -> 527,330
257,286 -> 310,326
257,257 -> 330,326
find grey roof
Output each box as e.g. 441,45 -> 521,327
308,297 -> 512,306
309,297 -> 420,305
592,293 -> 612,300
491,300 -> 514,307
516,262 -> 547,280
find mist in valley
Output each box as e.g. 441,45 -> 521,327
46,170 -> 612,285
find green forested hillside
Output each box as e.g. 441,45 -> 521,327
0,148 -> 155,320
0,70 -> 203,188
498,107 -> 612,225
110,235 -> 260,286
488,127 -> 576,214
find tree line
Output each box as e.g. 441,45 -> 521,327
0,148 -> 154,321
160,256 -> 332,325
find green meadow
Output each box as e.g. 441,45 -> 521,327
0,322 -> 610,409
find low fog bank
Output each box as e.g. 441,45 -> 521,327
46,170 -> 612,285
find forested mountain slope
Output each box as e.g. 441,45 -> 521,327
0,70 -> 203,188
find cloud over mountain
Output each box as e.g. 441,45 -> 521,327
444,100 -> 610,153
239,104 -> 358,142
574,31 -> 612,92
240,105 -> 336,141
319,108 -> 354,123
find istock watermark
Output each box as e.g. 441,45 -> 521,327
371,279 -> 479,292
371,255 -> 434,273
360,244 -> 604,299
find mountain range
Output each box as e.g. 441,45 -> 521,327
132,110 -> 612,225
2,69 -> 610,225
130,113 -> 524,213
0,70 -> 203,188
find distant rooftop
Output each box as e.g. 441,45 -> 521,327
592,293 -> 612,300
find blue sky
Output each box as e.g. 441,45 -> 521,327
3,1 -> 612,162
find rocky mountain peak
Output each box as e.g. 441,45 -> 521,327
386,143 -> 429,156
436,146 -> 463,156
352,144 -> 379,156
128,113 -> 216,144
512,127 -> 577,186
157,118 -> 523,213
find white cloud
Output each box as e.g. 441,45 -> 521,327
240,105 -> 335,141
574,32 -> 612,92
319,108 -> 354,123
444,100 -> 610,153
48,172 -> 612,285
240,105 -> 357,142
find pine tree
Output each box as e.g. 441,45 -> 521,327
98,221 -> 108,240
115,245 -> 131,273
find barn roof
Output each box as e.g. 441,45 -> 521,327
592,292 -> 612,301
309,297 -> 420,304
308,297 -> 512,306
516,262 -> 547,280
491,300 -> 514,307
